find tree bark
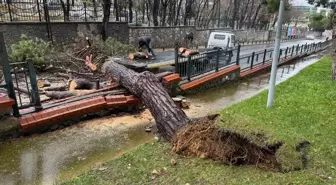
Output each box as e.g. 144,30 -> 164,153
102,58 -> 190,141
68,78 -> 102,91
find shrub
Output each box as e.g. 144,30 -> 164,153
95,37 -> 136,57
8,34 -> 51,71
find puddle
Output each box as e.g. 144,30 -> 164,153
0,52 -> 324,185
0,111 -> 154,185
185,53 -> 323,118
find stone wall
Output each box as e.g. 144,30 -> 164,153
0,22 -> 129,45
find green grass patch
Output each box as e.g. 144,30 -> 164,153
61,57 -> 336,185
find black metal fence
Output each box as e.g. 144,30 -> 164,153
0,32 -> 41,117
176,40 -> 330,81
0,0 -> 126,22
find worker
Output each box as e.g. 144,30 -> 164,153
185,32 -> 194,49
138,36 -> 155,56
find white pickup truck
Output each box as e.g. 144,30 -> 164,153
207,32 -> 236,49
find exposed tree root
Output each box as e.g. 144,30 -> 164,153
172,115 -> 283,171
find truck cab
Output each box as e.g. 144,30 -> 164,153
207,32 -> 236,49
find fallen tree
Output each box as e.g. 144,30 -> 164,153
102,58 -> 284,171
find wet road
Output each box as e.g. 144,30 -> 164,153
0,54 -> 323,185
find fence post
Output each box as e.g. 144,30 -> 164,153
279,49 -> 282,61
301,44 -> 303,53
305,43 -> 308,52
0,33 -> 19,116
36,0 -> 42,21
216,49 -> 220,72
27,60 -> 42,111
187,56 -> 192,82
236,45 -> 241,66
296,44 -> 299,55
6,0 -> 12,22
285,47 -> 288,58
84,3 -> 87,22
174,43 -> 179,73
263,49 -> 267,64
250,52 -> 255,69
291,46 -> 294,56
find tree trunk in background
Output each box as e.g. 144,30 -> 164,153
114,0 -> 119,21
175,0 -> 183,25
231,0 -> 239,29
102,0 -> 112,41
250,4 -> 261,28
60,0 -> 70,21
102,59 -> 190,141
161,0 -> 168,26
153,0 -> 160,26
128,0 -> 133,23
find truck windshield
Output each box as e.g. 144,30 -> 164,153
214,34 -> 226,40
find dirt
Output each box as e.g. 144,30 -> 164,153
172,115 -> 283,171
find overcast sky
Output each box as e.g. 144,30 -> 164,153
291,0 -> 314,7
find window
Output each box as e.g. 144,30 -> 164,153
214,34 -> 226,40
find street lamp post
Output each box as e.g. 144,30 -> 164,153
267,0 -> 285,108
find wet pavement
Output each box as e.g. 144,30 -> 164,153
0,53 -> 324,185
140,38 -> 325,68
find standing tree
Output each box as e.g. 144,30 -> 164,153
308,0 -> 336,80
60,0 -> 74,21
101,0 -> 112,40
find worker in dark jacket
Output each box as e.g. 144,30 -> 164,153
138,36 -> 155,56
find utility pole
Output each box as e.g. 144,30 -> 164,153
267,0 -> 285,108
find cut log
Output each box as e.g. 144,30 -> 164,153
178,47 -> 199,57
128,52 -> 149,60
45,90 -> 95,99
56,72 -> 71,79
43,85 -> 67,92
14,86 -> 30,95
68,79 -> 99,91
102,59 -> 190,141
37,80 -> 51,88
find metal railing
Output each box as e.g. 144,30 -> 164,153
175,46 -> 240,81
176,40 -> 330,81
0,0 -> 127,22
0,33 -> 41,117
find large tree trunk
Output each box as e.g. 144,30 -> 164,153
102,58 -> 190,141
101,59 -> 284,171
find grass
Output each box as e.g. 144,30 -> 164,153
61,57 -> 336,185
